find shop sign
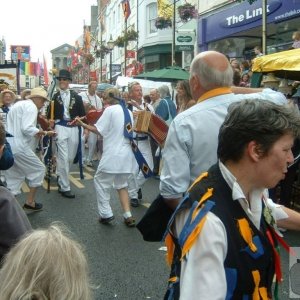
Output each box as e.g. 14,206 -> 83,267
175,45 -> 194,51
111,64 -> 121,73
175,32 -> 195,46
220,0 -> 281,28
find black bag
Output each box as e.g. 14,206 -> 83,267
136,194 -> 174,242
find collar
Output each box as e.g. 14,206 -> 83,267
197,87 -> 232,103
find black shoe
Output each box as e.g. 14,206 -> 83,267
23,202 -> 43,211
60,191 -> 75,198
131,198 -> 140,207
99,216 -> 115,224
124,216 -> 136,227
138,188 -> 142,200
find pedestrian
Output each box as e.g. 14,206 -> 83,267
5,87 -> 56,211
79,80 -> 103,167
0,120 -> 32,264
291,31 -> 300,49
127,81 -> 154,207
160,50 -> 287,210
164,99 -> 300,299
0,223 -> 92,299
175,80 -> 195,113
254,45 -> 264,57
149,88 -> 161,111
0,89 -> 16,130
48,69 -> 86,199
75,88 -> 136,227
156,85 -> 177,125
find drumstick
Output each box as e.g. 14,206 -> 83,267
67,116 -> 86,126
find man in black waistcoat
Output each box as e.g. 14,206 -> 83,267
47,69 -> 85,198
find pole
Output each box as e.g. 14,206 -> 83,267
124,20 -> 127,76
262,0 -> 267,55
172,0 -> 176,66
110,51 -> 112,84
100,34 -> 103,82
136,0 -> 139,62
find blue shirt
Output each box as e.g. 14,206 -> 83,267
155,96 -> 177,123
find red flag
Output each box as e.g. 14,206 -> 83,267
121,0 -> 131,21
43,54 -> 49,86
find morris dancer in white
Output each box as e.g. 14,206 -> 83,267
79,81 -> 103,167
127,82 -> 154,207
5,87 -> 56,211
75,88 -> 136,227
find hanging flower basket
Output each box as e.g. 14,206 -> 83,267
155,17 -> 172,30
115,36 -> 125,47
125,29 -> 138,41
177,3 -> 197,22
95,45 -> 110,58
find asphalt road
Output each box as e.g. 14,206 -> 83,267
16,163 -> 300,300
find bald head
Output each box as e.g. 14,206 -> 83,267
200,51 -> 230,72
189,51 -> 233,100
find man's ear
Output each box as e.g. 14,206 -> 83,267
247,140 -> 262,162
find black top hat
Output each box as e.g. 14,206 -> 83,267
56,69 -> 72,81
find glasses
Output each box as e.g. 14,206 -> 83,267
58,78 -> 68,82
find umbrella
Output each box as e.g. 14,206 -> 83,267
97,83 -> 114,92
134,66 -> 189,82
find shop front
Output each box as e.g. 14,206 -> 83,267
198,0 -> 300,59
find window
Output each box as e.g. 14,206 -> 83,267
148,3 -> 158,34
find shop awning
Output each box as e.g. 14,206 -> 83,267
252,48 -> 300,80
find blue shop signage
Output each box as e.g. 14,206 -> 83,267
199,0 -> 300,45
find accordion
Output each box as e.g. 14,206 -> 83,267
134,111 -> 169,146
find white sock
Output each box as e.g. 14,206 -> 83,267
123,211 -> 132,219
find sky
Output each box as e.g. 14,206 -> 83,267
0,0 -> 97,69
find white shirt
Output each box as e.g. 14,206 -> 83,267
95,105 -> 136,173
6,100 -> 39,154
175,161 -> 288,300
79,91 -> 102,110
60,90 -> 71,120
160,89 -> 287,199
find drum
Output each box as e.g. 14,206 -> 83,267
37,114 -> 50,130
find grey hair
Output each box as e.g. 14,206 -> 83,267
190,52 -> 233,90
158,85 -> 171,99
0,223 -> 92,300
218,99 -> 300,163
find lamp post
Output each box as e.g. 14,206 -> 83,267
107,34 -> 114,84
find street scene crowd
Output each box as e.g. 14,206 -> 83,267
1,45 -> 300,299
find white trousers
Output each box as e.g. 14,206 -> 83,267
87,132 -> 98,161
128,139 -> 154,199
94,171 -> 130,218
55,125 -> 79,192
5,150 -> 45,195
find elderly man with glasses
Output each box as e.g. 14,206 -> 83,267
47,69 -> 85,199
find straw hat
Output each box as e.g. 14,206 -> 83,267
278,79 -> 293,96
26,87 -> 49,101
0,89 -> 16,101
262,73 -> 280,83
262,73 -> 280,89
